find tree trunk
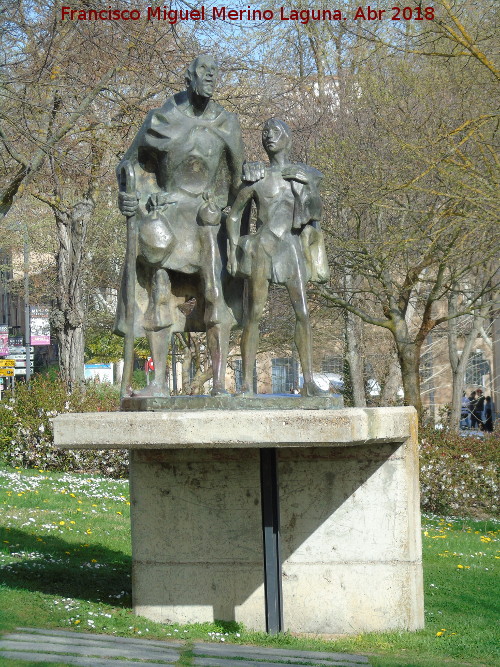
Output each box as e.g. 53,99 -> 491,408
344,309 -> 366,407
395,338 -> 422,418
343,271 -> 366,407
50,198 -> 93,390
448,292 -> 489,431
180,338 -> 193,394
177,332 -> 213,394
380,348 -> 402,405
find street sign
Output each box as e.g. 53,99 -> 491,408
0,325 -> 7,356
0,359 -> 15,367
13,360 -> 34,368
8,337 -> 23,346
31,306 -> 51,346
0,346 -> 34,357
0,368 -> 14,377
14,368 -> 26,376
4,354 -> 34,360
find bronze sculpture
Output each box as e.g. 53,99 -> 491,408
227,118 -> 330,396
115,55 -> 246,397
115,57 -> 330,399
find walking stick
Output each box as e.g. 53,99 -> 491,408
119,161 -> 138,398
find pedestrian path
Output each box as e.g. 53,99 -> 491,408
0,627 -> 371,666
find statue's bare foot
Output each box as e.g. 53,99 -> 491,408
300,381 -> 329,397
211,386 -> 230,397
131,381 -> 170,398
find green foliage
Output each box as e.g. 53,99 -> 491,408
0,376 -> 126,477
84,331 -> 124,363
419,426 -> 499,518
84,331 -> 151,364
132,368 -> 147,389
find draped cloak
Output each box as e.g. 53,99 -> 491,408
114,92 -> 245,337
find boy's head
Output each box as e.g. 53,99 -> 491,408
262,118 -> 292,157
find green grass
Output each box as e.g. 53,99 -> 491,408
0,466 -> 498,667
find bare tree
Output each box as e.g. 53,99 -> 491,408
0,1 -> 194,385
447,278 -> 496,430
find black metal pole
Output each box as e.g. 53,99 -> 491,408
260,447 -> 283,634
172,334 -> 178,395
23,224 -> 30,382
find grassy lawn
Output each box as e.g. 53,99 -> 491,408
0,465 -> 498,667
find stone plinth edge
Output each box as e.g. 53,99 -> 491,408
53,406 -> 416,450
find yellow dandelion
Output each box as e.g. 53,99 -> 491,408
85,529 -> 92,535
74,620 -> 80,625
91,559 -> 97,563
117,511 -> 122,515
436,631 -> 443,637
70,521 -> 76,524
59,521 -> 65,526
457,564 -> 464,569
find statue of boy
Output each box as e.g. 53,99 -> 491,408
115,55 -> 246,396
227,118 -> 330,396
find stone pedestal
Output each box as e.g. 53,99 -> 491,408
54,406 -> 424,634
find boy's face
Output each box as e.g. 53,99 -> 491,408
262,121 -> 288,155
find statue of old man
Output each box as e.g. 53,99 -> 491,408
115,55 -> 246,396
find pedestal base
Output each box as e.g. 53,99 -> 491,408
54,406 -> 424,634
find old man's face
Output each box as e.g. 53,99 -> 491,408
190,56 -> 218,98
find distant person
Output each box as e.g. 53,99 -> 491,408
472,388 -> 485,429
482,396 -> 494,432
467,390 -> 476,428
461,391 -> 470,428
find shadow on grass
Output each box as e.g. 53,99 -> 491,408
0,526 -> 132,607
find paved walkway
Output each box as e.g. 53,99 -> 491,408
0,627 -> 371,666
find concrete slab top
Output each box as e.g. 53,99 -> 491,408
53,406 -> 416,450
121,394 -> 344,411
